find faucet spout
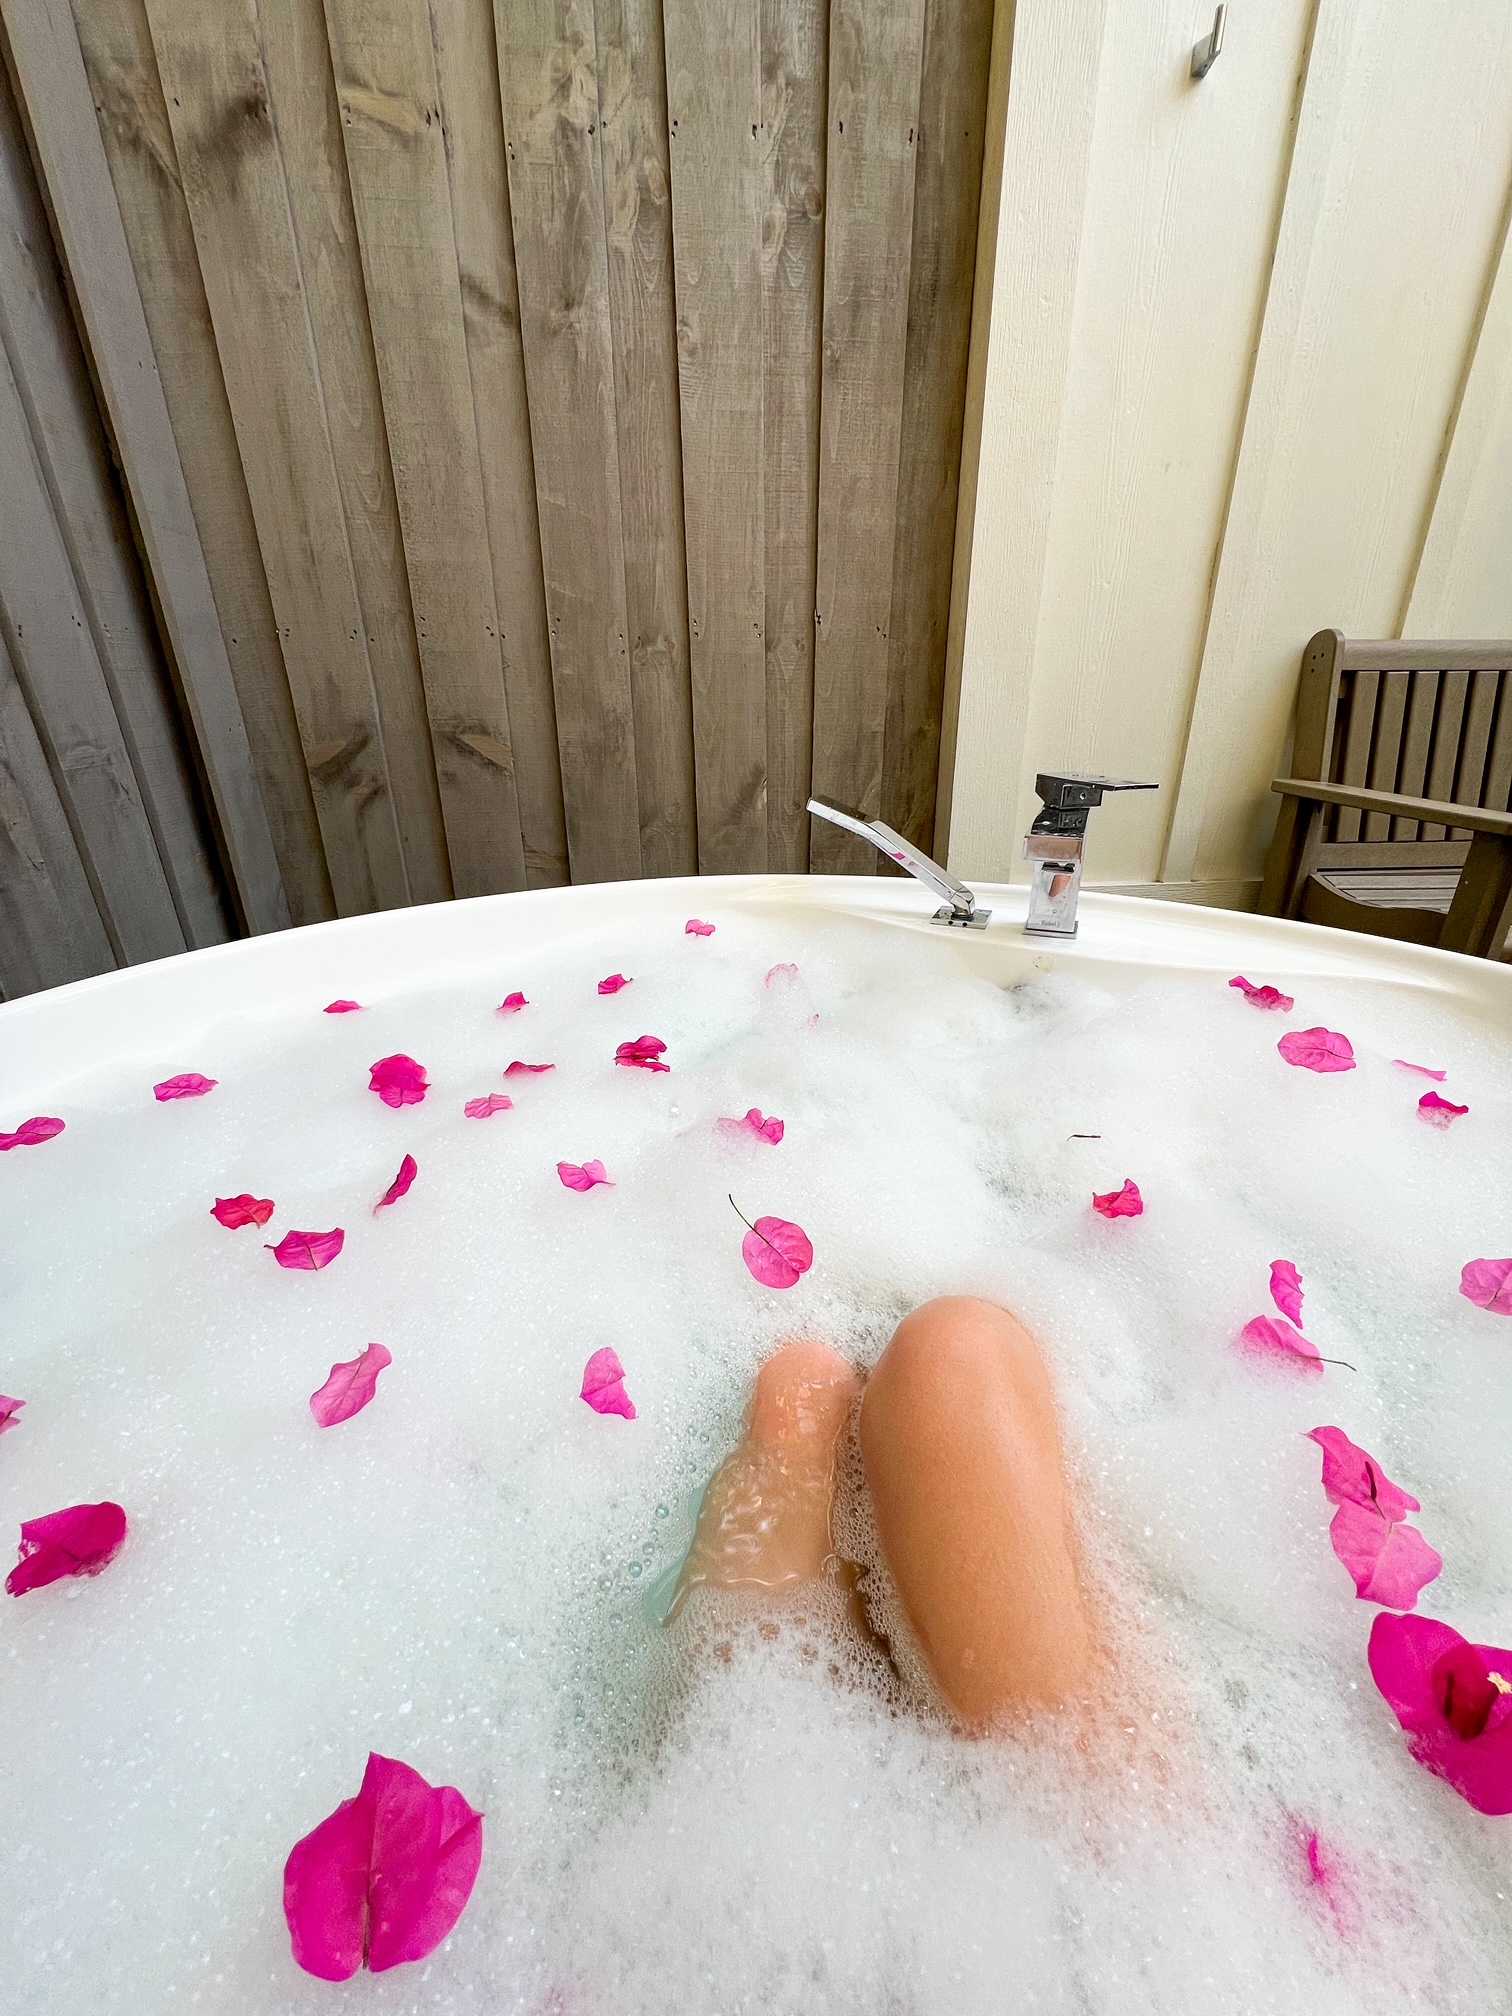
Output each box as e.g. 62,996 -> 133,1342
806,799 -> 990,928
1023,773 -> 1157,938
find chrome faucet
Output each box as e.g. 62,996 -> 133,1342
805,798 -> 989,928
1023,774 -> 1156,938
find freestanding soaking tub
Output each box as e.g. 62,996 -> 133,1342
2,878 -> 1510,2014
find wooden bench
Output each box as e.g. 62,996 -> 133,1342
1259,630 -> 1512,960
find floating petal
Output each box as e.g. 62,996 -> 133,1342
1460,1257 -> 1512,1315
741,1214 -> 814,1290
0,1115 -> 64,1152
375,1155 -> 417,1212
765,964 -> 798,987
1229,975 -> 1295,1011
1277,1028 -> 1355,1073
685,919 -> 715,936
1328,1499 -> 1442,1609
1368,1612 -> 1512,1815
615,1034 -> 669,1072
212,1193 -> 274,1230
154,1073 -> 217,1101
497,992 -> 528,1014
598,974 -> 630,994
1237,1314 -> 1324,1375
581,1346 -> 636,1419
1418,1090 -> 1469,1128
369,1055 -> 428,1108
1307,1425 -> 1420,1521
6,1501 -> 127,1597
310,1343 -> 393,1428
1392,1059 -> 1446,1080
1270,1259 -> 1305,1324
558,1159 -> 612,1191
267,1228 -> 345,1271
283,1751 -> 483,1980
504,1061 -> 555,1077
0,1396 -> 22,1438
324,1000 -> 364,1014
1092,1179 -> 1143,1219
717,1108 -> 784,1144
465,1094 -> 513,1119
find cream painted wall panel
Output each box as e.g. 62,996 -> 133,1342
1165,0 -> 1512,888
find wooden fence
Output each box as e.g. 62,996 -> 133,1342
0,0 -> 994,995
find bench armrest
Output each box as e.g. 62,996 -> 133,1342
1271,777 -> 1512,839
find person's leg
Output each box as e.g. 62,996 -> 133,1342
859,1296 -> 1094,1724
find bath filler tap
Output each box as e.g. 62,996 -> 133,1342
1022,774 -> 1157,938
806,798 -> 990,927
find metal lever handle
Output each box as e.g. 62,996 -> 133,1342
805,798 -> 989,928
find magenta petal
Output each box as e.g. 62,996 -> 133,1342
212,1193 -> 275,1230
0,1396 -> 23,1438
369,1054 -> 429,1108
267,1227 -> 345,1271
464,1094 -> 514,1119
1418,1090 -> 1469,1128
581,1346 -> 636,1419
1229,975 -> 1295,1011
504,1061 -> 555,1077
6,1501 -> 127,1596
718,1108 -> 784,1144
598,973 -> 630,994
765,963 -> 798,987
1237,1314 -> 1324,1375
497,992 -> 528,1014
1368,1612 -> 1512,1815
310,1343 -> 392,1427
1307,1425 -> 1419,1521
685,919 -> 715,936
283,1785 -> 373,1980
614,1034 -> 669,1072
0,1115 -> 65,1151
742,1215 -> 814,1290
1270,1259 -> 1305,1324
1277,1027 -> 1356,1073
1460,1257 -> 1512,1315
153,1072 -> 217,1101
375,1154 -> 418,1212
1092,1179 -> 1143,1219
557,1159 -> 612,1191
324,1000 -> 365,1014
1328,1500 -> 1442,1609
1392,1059 -> 1447,1081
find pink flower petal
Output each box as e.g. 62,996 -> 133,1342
497,992 -> 528,1014
1270,1259 -> 1305,1324
1293,1823 -> 1357,1940
598,973 -> 630,994
504,1061 -> 555,1077
464,1093 -> 514,1119
1092,1178 -> 1143,1219
310,1343 -> 393,1428
369,1055 -> 428,1108
1229,975 -> 1295,1011
1392,1059 -> 1447,1081
324,1000 -> 365,1014
580,1346 -> 636,1419
212,1193 -> 275,1230
614,1034 -> 669,1072
1327,1499 -> 1442,1609
0,1115 -> 65,1151
1418,1090 -> 1469,1128
1460,1257 -> 1512,1315
5,1501 -> 127,1597
685,919 -> 715,936
1277,1027 -> 1355,1073
1368,1612 -> 1512,1814
267,1228 -> 345,1271
153,1073 -> 217,1101
765,964 -> 799,987
557,1159 -> 612,1191
1237,1314 -> 1325,1376
375,1155 -> 417,1212
717,1108 -> 785,1144
742,1214 -> 814,1290
1306,1425 -> 1420,1521
283,1751 -> 483,1979
0,1396 -> 24,1438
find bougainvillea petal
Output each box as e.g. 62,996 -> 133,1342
375,1155 -> 417,1212
742,1215 -> 814,1290
212,1193 -> 275,1230
765,964 -> 798,987
580,1346 -> 636,1419
1092,1179 -> 1143,1219
1229,975 -> 1295,1011
1270,1259 -> 1305,1324
615,1034 -> 669,1072
283,1752 -> 484,1980
464,1093 -> 514,1119
717,1108 -> 784,1144
1368,1612 -> 1512,1815
324,1000 -> 365,1014
1460,1257 -> 1512,1315
154,1073 -> 217,1101
497,992 -> 528,1014
1237,1314 -> 1325,1375
557,1159 -> 612,1191
1277,1028 -> 1356,1073
685,919 -> 715,936
267,1228 -> 345,1271
1307,1425 -> 1419,1521
598,974 -> 630,994
0,1396 -> 23,1438
5,1501 -> 127,1596
1327,1499 -> 1442,1609
504,1061 -> 555,1077
1418,1090 -> 1469,1128
0,1115 -> 65,1151
1392,1059 -> 1447,1080
310,1343 -> 393,1428
369,1055 -> 428,1108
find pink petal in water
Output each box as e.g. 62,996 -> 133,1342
1229,975 -> 1295,1011
465,1094 -> 513,1119
1294,1824 -> 1358,1941
0,1396 -> 23,1438
1092,1179 -> 1143,1219
0,1115 -> 65,1151
375,1155 -> 417,1212
558,1160 -> 612,1192
1327,1498 -> 1442,1609
310,1343 -> 393,1428
212,1193 -> 275,1230
731,1197 -> 813,1289
504,1061 -> 555,1078
369,1055 -> 428,1108
5,1501 -> 127,1596
580,1346 -> 636,1420
497,992 -> 528,1014
598,973 -> 630,995
1307,1425 -> 1420,1521
1237,1314 -> 1325,1376
615,1034 -> 669,1072
1418,1090 -> 1469,1128
1393,1059 -> 1447,1081
324,1000 -> 365,1014
1278,1028 -> 1355,1073
283,1751 -> 484,1979
267,1228 -> 345,1271
765,964 -> 799,987
1368,1612 -> 1512,1815
1461,1257 -> 1512,1315
717,1108 -> 785,1145
1270,1259 -> 1305,1324
154,1073 -> 217,1101
685,919 -> 715,936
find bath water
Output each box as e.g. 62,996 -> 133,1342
2,908 -> 1510,2013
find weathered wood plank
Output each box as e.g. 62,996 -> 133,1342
323,0 -> 528,899
810,0 -> 927,872
665,0 -> 764,871
1484,674 -> 1512,815
1363,671 -> 1408,841
1334,669 -> 1377,843
4,0 -> 293,932
880,0 -> 993,855
759,0 -> 824,873
429,0 -> 567,888
144,0 -> 410,916
495,0 -> 641,884
1421,668 -> 1468,841
1392,670 -> 1437,841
